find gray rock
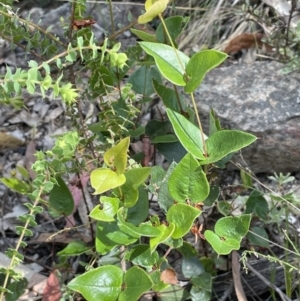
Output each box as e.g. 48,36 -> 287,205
194,61 -> 300,173
23,3 -> 141,43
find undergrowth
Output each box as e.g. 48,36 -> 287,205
0,0 -> 299,301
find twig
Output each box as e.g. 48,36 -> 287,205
243,255 -> 293,301
232,251 -> 248,301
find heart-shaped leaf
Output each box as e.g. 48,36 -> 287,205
200,130 -> 256,165
68,265 -> 123,301
168,153 -> 209,203
166,203 -> 201,239
104,137 -> 130,175
184,50 -> 227,93
119,266 -> 153,301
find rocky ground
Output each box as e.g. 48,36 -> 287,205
1,1 -> 300,301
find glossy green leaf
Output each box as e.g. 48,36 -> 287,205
57,241 -> 90,257
130,28 -> 157,42
91,168 -> 126,195
184,50 -> 227,93
119,266 -> 153,301
104,137 -> 130,175
89,197 -> 120,222
204,214 -> 251,255
68,265 -> 123,301
96,220 -> 137,254
166,203 -> 201,239
200,130 -> 257,165
0,178 -> 31,194
139,42 -> 189,86
168,153 -> 209,203
150,223 -> 175,252
167,108 -> 206,159
126,244 -> 159,268
49,176 -> 74,215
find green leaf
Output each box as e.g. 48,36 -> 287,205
150,223 -> 175,252
245,190 -> 269,220
247,226 -> 269,248
104,137 -> 130,175
89,197 -> 120,222
204,214 -> 251,255
139,42 -> 189,86
96,220 -> 137,254
152,134 -> 178,144
127,186 -> 149,225
156,141 -> 186,163
209,109 -> 222,136
128,65 -> 161,95
217,201 -> 232,216
119,266 -> 153,301
158,162 -> 176,212
182,257 -> 204,278
200,130 -> 257,165
68,265 -> 123,301
153,78 -> 186,113
167,109 -> 206,159
145,119 -> 171,139
57,241 -> 90,257
156,16 -> 188,44
203,185 -> 219,206
116,167 -> 151,208
118,208 -> 161,237
126,244 -> 159,268
177,242 -> 198,259
150,270 -> 169,291
90,168 -> 126,194
184,50 -> 227,93
0,178 -> 31,194
130,28 -> 157,42
148,166 -> 165,194
166,203 -> 201,239
168,153 -> 209,203
49,176 -> 74,215
157,286 -> 190,301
